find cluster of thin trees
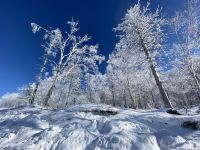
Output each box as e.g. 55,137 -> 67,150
22,0 -> 200,109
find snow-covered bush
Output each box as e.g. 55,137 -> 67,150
0,93 -> 28,108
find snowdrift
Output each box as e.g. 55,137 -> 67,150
0,104 -> 200,150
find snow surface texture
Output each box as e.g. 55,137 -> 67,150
0,104 -> 200,150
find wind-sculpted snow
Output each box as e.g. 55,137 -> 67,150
0,104 -> 200,150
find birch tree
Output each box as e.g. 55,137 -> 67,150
29,23 -> 57,104
32,19 -> 104,106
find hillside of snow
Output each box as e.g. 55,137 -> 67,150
0,104 -> 200,150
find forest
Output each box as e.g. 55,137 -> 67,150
1,0 -> 200,109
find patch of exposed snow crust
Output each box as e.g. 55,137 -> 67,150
0,104 -> 200,150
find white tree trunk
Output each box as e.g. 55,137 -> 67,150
140,38 -> 173,108
30,55 -> 48,104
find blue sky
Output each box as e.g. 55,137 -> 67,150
0,0 -> 185,96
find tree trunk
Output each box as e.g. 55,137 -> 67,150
88,86 -> 94,103
126,76 -> 136,109
137,93 -> 142,108
111,81 -> 115,106
150,90 -> 156,107
123,89 -> 127,108
188,66 -> 200,101
29,82 -> 39,104
44,73 -> 58,106
30,54 -> 48,104
196,75 -> 200,82
65,75 -> 74,106
44,49 -> 65,107
140,38 -> 173,108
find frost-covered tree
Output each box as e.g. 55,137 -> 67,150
90,73 -> 110,104
107,47 -> 160,109
170,0 -> 200,101
114,1 -> 172,108
106,64 -> 119,106
107,50 -> 134,107
0,93 -> 23,108
29,23 -> 59,104
32,19 -> 104,106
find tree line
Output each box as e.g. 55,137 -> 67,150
17,0 -> 200,109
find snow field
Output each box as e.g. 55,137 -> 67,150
0,104 -> 200,150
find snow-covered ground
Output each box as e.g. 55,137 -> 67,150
0,104 -> 200,150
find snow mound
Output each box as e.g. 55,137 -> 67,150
0,104 -> 200,150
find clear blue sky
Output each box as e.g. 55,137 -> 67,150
0,0 -> 185,96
